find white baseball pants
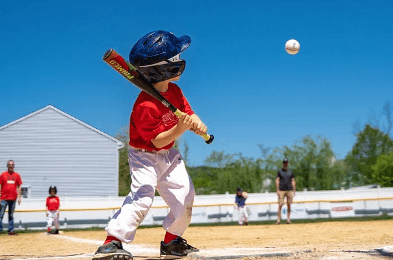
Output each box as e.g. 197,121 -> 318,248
238,206 -> 248,225
106,148 -> 195,243
46,210 -> 60,229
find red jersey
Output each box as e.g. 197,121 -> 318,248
129,83 -> 194,150
46,196 -> 60,211
0,171 -> 22,201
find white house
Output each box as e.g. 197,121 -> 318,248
0,105 -> 124,197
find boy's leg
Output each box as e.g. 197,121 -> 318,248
93,149 -> 158,260
157,150 -> 195,237
238,208 -> 243,225
157,149 -> 198,256
46,211 -> 54,232
53,211 -> 60,231
242,207 -> 249,225
105,149 -> 158,243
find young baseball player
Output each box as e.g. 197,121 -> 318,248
46,185 -> 60,234
93,30 -> 207,260
234,188 -> 249,226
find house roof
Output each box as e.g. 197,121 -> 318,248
0,105 -> 124,148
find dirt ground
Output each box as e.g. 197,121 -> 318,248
1,219 -> 393,260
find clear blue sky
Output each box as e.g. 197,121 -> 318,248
1,0 -> 393,166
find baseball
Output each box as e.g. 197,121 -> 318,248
285,39 -> 300,55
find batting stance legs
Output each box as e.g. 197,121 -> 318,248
106,148 -> 195,243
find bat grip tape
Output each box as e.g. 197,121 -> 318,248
174,110 -> 214,144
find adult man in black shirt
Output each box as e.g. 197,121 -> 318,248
275,158 -> 296,224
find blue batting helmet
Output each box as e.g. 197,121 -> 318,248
129,30 -> 191,83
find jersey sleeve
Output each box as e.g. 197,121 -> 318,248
177,87 -> 194,116
277,170 -> 281,178
133,104 -> 166,141
16,174 -> 22,186
46,197 -> 49,207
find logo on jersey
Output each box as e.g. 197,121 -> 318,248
7,175 -> 16,184
49,197 -> 58,203
162,111 -> 178,126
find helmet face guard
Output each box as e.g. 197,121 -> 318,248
138,60 -> 186,84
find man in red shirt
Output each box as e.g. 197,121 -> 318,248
0,160 -> 22,235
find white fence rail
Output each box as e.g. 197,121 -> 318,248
3,187 -> 393,230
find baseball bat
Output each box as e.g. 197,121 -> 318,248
103,48 -> 214,144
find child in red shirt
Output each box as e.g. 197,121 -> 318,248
93,30 -> 208,260
46,185 -> 60,234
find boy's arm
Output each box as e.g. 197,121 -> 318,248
151,113 -> 193,148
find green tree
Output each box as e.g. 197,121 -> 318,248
115,126 -> 131,196
187,166 -> 218,194
346,124 -> 393,184
266,135 -> 343,191
174,138 -> 190,166
202,151 -> 265,194
212,154 -> 263,194
204,150 -> 234,168
371,152 -> 393,187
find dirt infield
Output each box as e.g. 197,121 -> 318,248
1,219 -> 393,259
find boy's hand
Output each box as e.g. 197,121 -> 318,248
189,114 -> 207,136
190,121 -> 207,136
177,113 -> 193,133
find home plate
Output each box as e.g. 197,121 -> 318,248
188,247 -> 297,259
375,245 -> 393,256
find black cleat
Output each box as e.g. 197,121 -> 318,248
160,237 -> 199,257
92,241 -> 133,260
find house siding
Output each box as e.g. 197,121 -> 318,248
0,106 -> 123,197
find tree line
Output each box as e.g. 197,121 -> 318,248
116,102 -> 393,196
